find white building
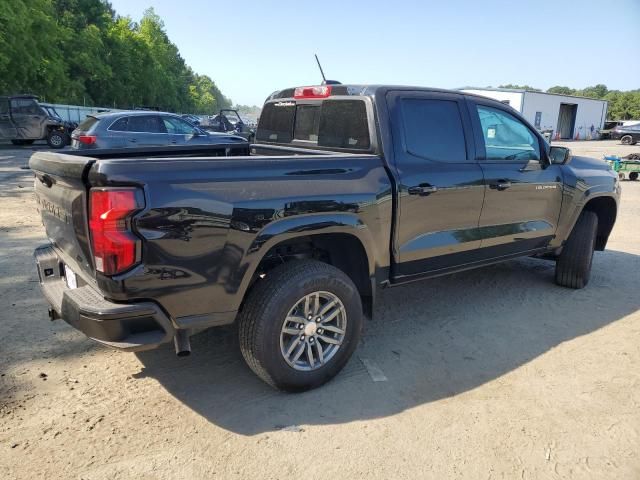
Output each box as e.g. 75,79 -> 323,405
460,87 -> 608,140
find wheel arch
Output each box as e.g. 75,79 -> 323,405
582,195 -> 617,251
239,214 -> 377,318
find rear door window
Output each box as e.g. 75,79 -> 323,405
127,115 -> 165,133
108,117 -> 128,132
400,98 -> 467,162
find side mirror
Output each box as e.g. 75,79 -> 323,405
549,146 -> 571,165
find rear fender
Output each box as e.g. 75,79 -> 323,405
238,213 -> 377,301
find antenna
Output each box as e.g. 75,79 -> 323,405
315,54 -> 327,84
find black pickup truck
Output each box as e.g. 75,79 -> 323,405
30,84 -> 620,391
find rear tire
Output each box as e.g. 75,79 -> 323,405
630,172 -> 639,181
47,131 -> 65,149
238,259 -> 363,392
620,135 -> 633,145
10,140 -> 23,146
555,211 -> 598,289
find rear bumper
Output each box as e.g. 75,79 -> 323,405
34,244 -> 174,352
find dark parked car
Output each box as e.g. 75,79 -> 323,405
30,84 -> 619,391
70,110 -> 246,150
0,95 -> 71,148
611,124 -> 640,145
599,120 -> 624,139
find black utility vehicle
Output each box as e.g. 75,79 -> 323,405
204,109 -> 255,142
30,84 -> 620,391
0,95 -> 71,148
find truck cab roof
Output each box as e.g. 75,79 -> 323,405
266,84 -> 497,103
0,94 -> 39,101
259,84 -> 520,154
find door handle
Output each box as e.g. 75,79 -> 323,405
490,181 -> 511,191
408,185 -> 438,195
128,138 -> 137,143
170,140 -> 177,144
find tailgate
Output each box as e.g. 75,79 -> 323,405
29,152 -> 97,282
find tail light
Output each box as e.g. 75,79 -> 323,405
89,188 -> 144,275
78,135 -> 97,145
294,85 -> 332,99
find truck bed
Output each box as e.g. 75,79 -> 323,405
29,145 -> 392,336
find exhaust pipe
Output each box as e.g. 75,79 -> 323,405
173,329 -> 191,357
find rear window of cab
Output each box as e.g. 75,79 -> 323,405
256,99 -> 371,150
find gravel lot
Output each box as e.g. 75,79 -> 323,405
1,140 -> 639,479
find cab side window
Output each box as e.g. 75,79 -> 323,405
476,105 -> 540,161
400,98 -> 467,162
0,98 -> 9,115
11,99 -> 40,115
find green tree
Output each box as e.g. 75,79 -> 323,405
0,0 -> 67,99
498,84 -> 542,92
580,84 -> 608,99
0,0 -> 232,112
546,86 -> 576,95
605,90 -> 640,120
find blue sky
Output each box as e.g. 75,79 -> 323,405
109,0 -> 640,106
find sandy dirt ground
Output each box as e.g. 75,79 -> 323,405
1,140 -> 639,479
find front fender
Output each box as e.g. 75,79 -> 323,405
553,183 -> 620,249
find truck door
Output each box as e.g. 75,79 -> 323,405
466,98 -> 563,255
10,98 -> 45,139
0,97 -> 18,138
387,91 -> 485,279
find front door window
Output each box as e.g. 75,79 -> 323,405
476,105 -> 540,161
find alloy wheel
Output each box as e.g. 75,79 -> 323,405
279,291 -> 347,371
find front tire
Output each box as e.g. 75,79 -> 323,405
555,211 -> 598,289
47,131 -> 65,149
238,260 -> 363,391
620,135 -> 633,145
630,172 -> 639,181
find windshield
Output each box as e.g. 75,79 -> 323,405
43,106 -> 61,118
